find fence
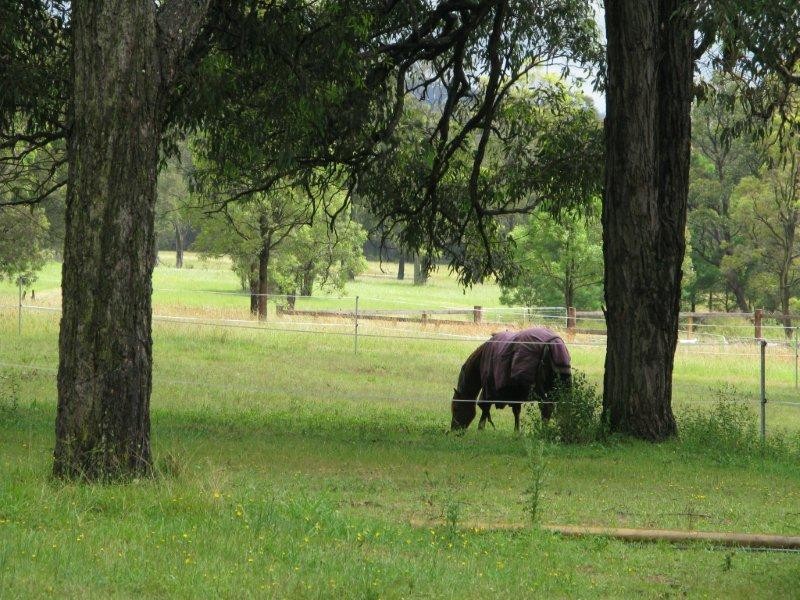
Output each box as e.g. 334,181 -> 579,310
5,284 -> 800,440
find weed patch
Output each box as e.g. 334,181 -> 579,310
679,385 -> 800,463
528,371 -> 605,445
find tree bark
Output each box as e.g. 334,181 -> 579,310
54,1 -> 161,478
54,0 -> 210,480
397,254 -> 405,280
602,0 -> 693,440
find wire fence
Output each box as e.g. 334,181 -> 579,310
4,287 -> 800,438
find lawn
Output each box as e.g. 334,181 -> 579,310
1,257 -> 799,598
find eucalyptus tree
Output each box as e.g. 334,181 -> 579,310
358,76 -> 604,284
731,146 -> 800,335
189,180 -> 365,318
601,0 -> 800,440
500,209 -> 604,310
688,79 -> 762,313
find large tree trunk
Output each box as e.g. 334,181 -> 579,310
601,0 -> 693,440
53,0 -> 210,480
54,1 -> 161,478
397,254 -> 405,280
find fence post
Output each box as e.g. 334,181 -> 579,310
686,314 -> 693,336
354,295 -> 359,355
473,305 -> 483,324
754,308 -> 763,340
795,328 -> 798,390
567,307 -> 576,333
17,276 -> 22,335
760,339 -> 767,442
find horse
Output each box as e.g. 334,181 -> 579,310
451,327 -> 572,431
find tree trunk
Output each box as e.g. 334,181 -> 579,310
602,0 -> 693,440
780,273 -> 793,338
413,253 -> 429,285
174,223 -> 184,269
257,247 -> 269,319
249,263 -> 259,316
54,1 -> 161,478
300,264 -> 314,296
725,271 -> 750,313
257,217 -> 271,320
397,254 -> 405,280
564,259 -> 575,309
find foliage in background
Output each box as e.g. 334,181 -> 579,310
357,74 -> 604,286
156,146 -> 194,268
687,75 -> 762,313
0,205 -> 50,285
190,182 -> 366,305
500,207 -> 603,309
730,144 -> 800,334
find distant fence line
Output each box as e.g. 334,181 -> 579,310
276,303 -> 798,343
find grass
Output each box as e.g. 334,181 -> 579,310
1,257 -> 800,597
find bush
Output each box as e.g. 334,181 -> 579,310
680,386 -> 758,458
679,385 -> 800,462
526,371 -> 604,445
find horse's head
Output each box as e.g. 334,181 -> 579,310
451,387 -> 477,430
535,342 -> 572,421
450,343 -> 485,431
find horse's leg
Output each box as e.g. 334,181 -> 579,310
512,403 -> 521,432
477,390 -> 492,430
539,396 -> 555,422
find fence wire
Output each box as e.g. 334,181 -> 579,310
3,360 -> 798,408
4,301 -> 800,418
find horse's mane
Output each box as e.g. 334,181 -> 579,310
454,342 -> 485,399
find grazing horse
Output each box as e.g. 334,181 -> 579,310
451,327 -> 572,431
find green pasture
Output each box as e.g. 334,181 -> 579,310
1,258 -> 800,598
0,253 -> 505,318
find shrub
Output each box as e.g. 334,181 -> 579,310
679,385 -> 800,462
680,386 -> 759,459
527,371 -> 604,444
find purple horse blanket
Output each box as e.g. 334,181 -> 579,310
479,327 -> 571,401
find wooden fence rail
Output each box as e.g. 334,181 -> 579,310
277,304 -> 787,340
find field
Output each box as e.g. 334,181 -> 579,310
1,255 -> 800,598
